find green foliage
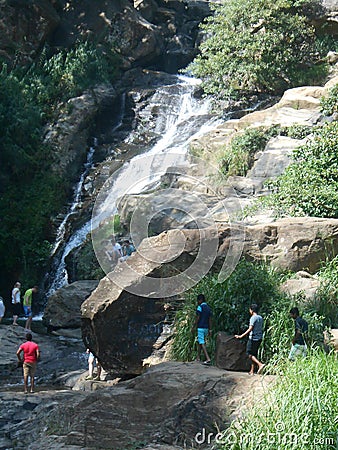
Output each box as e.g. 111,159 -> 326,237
261,293 -> 325,366
279,124 -> 313,139
220,126 -> 279,176
0,66 -> 43,183
321,82 -> 338,116
217,350 -> 338,449
263,121 -> 338,217
187,0 -> 328,98
72,239 -> 105,280
0,40 -> 120,290
24,42 -> 119,115
307,256 -> 338,327
170,260 -> 285,361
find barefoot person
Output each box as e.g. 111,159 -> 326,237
0,296 -> 5,323
193,294 -> 212,365
11,282 -> 21,326
16,332 -> 40,394
23,286 -> 38,331
86,349 -> 102,381
235,304 -> 265,375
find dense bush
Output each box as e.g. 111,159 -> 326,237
24,42 -> 119,115
220,126 -> 279,176
307,256 -> 338,328
170,260 -> 286,361
187,0 -> 328,99
321,82 -> 338,116
263,121 -> 338,218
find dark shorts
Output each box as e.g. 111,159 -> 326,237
12,303 -> 21,316
246,339 -> 262,357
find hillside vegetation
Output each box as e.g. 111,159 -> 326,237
187,0 -> 333,99
0,42 -> 119,290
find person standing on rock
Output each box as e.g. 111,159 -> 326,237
235,304 -> 265,375
0,296 -> 5,323
16,332 -> 40,394
11,281 -> 21,326
86,349 -> 102,381
289,307 -> 308,360
23,286 -> 38,332
193,293 -> 212,365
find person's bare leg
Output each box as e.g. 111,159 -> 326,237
30,375 -> 35,393
13,315 -> 18,325
250,355 -> 265,374
201,343 -> 211,363
95,361 -> 102,380
24,374 -> 28,393
248,361 -> 255,375
25,316 -> 32,331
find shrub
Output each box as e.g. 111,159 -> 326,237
321,82 -> 338,116
187,0 -> 328,99
263,121 -> 338,218
170,260 -> 285,361
307,256 -> 338,327
219,126 -> 283,177
24,41 -> 120,115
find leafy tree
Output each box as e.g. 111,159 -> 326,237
187,0 -> 328,98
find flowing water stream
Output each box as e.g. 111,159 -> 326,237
45,75 -> 222,297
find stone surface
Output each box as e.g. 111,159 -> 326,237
0,323 -> 86,387
215,332 -> 251,372
43,280 -> 99,330
0,361 -> 274,449
280,272 -> 320,300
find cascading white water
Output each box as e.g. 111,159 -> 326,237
46,75 -> 222,296
51,145 -> 95,257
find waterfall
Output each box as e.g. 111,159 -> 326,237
51,145 -> 96,257
46,75 -> 222,296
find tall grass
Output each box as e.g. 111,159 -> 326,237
170,260 -> 287,362
215,350 -> 338,450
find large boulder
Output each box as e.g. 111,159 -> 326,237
43,280 -> 99,330
82,218 -> 338,375
215,332 -> 251,372
280,271 -> 321,300
238,217 -> 338,273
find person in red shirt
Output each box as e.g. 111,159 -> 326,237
16,333 -> 40,394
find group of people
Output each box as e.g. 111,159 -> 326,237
11,282 -> 38,331
105,237 -> 136,264
193,295 -> 308,375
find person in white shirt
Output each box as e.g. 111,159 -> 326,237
0,296 -> 5,323
11,282 -> 21,326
